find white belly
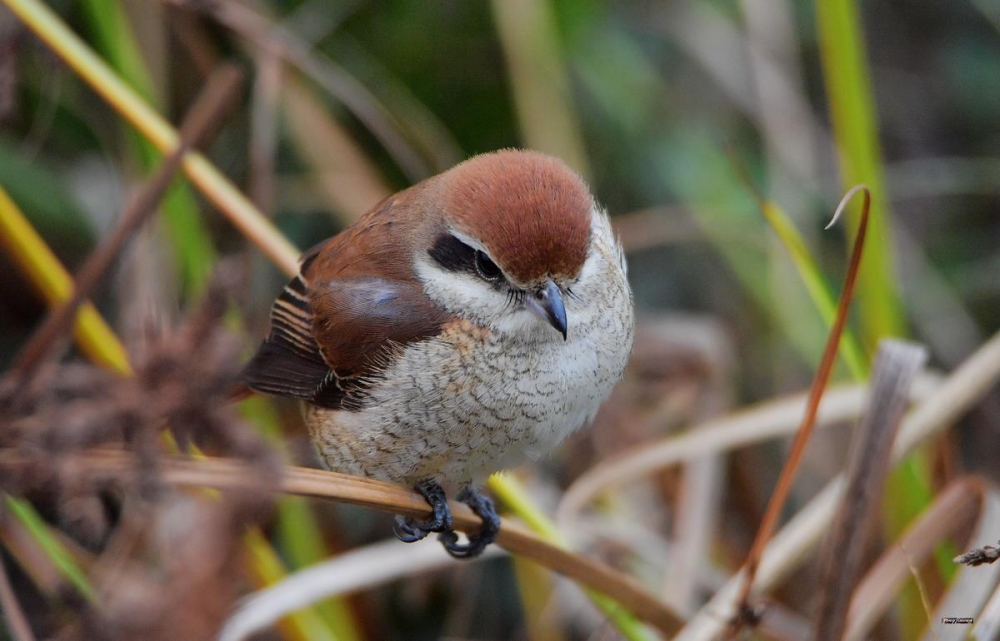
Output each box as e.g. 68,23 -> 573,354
307,303 -> 632,487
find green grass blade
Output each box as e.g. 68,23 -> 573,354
489,475 -> 658,641
78,0 -> 215,294
816,2 -> 953,634
756,197 -> 869,380
0,183 -> 132,374
5,496 -> 99,605
244,528 -> 339,641
816,0 -> 905,346
491,0 -> 590,178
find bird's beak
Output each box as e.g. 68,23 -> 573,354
524,278 -> 568,340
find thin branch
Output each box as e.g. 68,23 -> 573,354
165,0 -> 432,181
6,63 -> 243,390
1,0 -> 301,275
732,186 -> 870,625
0,550 -> 36,641
556,375 -> 941,532
956,543 -> 1000,567
0,449 -> 684,635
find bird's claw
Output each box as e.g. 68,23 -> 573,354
393,483 -> 500,558
392,480 -> 452,543
438,486 -> 500,559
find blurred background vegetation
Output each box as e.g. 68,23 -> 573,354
1,0 -> 1000,640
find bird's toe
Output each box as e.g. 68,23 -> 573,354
439,487 -> 500,559
393,480 -> 454,544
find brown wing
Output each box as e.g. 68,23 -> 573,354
241,251 -> 450,410
308,276 -> 449,373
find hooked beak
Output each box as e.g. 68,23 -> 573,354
524,278 -> 568,340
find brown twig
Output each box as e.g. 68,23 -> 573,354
248,49 -> 281,215
5,64 -> 244,393
955,542 -> 1000,567
845,478 -> 984,641
0,549 -> 36,641
0,508 -> 68,595
0,448 -> 684,635
730,185 -> 871,631
166,0 -> 432,181
813,340 -> 927,641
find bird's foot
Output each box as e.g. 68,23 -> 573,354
437,486 -> 500,559
393,480 -> 452,543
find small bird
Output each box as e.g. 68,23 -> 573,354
242,150 -> 634,557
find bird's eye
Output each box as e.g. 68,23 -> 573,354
474,250 -> 502,282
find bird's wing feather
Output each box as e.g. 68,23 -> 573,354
241,265 -> 449,410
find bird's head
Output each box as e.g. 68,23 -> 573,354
413,150 -> 599,341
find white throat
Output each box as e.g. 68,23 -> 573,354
413,206 -> 624,343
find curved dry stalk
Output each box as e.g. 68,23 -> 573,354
0,449 -> 683,635
732,186 -> 870,621
674,326 -> 1000,641
219,537 -> 504,641
843,477 -> 986,641
814,340 -> 927,641
555,374 -> 941,532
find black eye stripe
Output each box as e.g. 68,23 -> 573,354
428,234 -> 506,285
429,234 -> 477,273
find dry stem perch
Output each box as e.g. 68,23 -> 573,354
0,448 -> 683,634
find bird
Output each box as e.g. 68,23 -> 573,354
241,149 -> 634,557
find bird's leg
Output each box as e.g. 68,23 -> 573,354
438,486 -> 500,559
393,480 -> 453,543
